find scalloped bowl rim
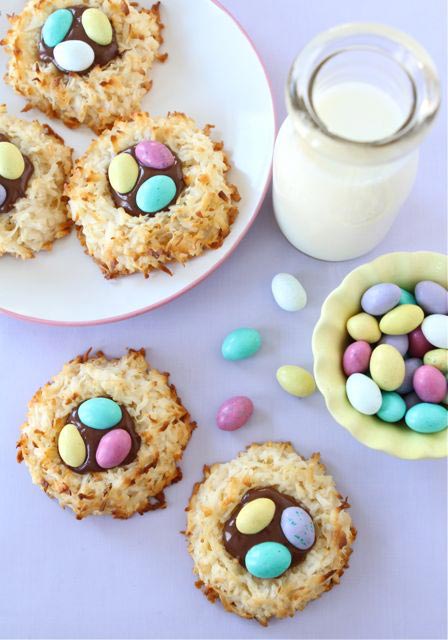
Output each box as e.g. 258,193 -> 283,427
312,251 -> 448,459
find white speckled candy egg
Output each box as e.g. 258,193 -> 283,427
346,373 -> 382,415
271,273 -> 307,312
421,314 -> 448,349
280,506 -> 315,550
53,39 -> 95,72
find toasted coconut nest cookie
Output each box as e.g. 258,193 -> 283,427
17,349 -> 196,519
1,0 -> 164,134
65,111 -> 239,278
0,105 -> 72,259
186,442 -> 356,625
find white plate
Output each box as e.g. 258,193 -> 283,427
0,0 -> 275,325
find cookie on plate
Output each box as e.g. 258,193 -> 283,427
66,111 -> 240,278
0,105 -> 72,259
186,442 -> 356,625
17,349 -> 196,519
1,0 -> 164,133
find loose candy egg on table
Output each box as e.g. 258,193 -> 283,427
81,8 -> 113,46
271,273 -> 307,312
245,541 -> 292,579
342,341 -> 372,375
408,327 -> 433,358
0,141 -> 25,180
42,8 -> 73,48
0,185 -> 6,208
236,498 -> 276,534
58,423 -> 86,467
78,397 -> 122,430
346,312 -> 381,343
405,403 -> 448,434
361,283 -> 401,316
216,396 -> 253,431
136,175 -> 176,214
276,365 -> 316,397
280,506 -> 315,550
421,314 -> 448,349
415,281 -> 448,315
396,358 -> 422,394
222,328 -> 261,361
135,141 -> 175,169
96,428 -> 132,469
377,392 -> 407,423
369,344 -> 405,391
424,349 -> 448,374
346,373 -> 382,415
53,39 -> 95,73
379,304 -> 424,335
413,365 -> 447,404
108,153 -> 139,194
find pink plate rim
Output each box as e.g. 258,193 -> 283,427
0,0 -> 277,327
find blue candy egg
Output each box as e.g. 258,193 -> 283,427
42,9 -> 73,48
221,328 -> 261,361
245,542 -> 292,579
399,288 -> 417,305
136,175 -> 176,214
377,391 -> 407,423
78,397 -> 122,430
280,506 -> 315,550
405,403 -> 448,433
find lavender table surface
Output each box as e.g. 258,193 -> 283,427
0,1 -> 446,638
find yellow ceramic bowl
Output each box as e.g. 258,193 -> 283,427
312,251 -> 448,459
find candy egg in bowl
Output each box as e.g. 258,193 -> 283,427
312,251 -> 448,459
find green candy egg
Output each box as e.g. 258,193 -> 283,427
399,288 -> 417,305
405,403 -> 448,434
136,175 -> 176,214
221,328 -> 261,361
78,397 -> 122,430
377,392 -> 406,423
245,542 -> 292,579
42,9 -> 73,48
81,8 -> 113,46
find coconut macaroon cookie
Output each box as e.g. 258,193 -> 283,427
186,442 -> 356,625
1,0 -> 164,133
0,105 -> 72,259
66,111 -> 239,278
17,349 -> 196,519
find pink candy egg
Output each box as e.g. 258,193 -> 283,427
342,341 -> 372,376
96,428 -> 132,469
408,327 -> 433,358
135,140 -> 174,169
217,396 -> 253,431
413,365 -> 447,403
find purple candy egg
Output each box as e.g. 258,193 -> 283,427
0,184 -> 7,208
379,333 -> 409,356
405,392 -> 420,410
135,140 -> 175,170
361,283 -> 401,316
96,428 -> 132,469
396,358 -> 422,394
408,327 -> 433,358
415,280 -> 448,315
217,396 -> 253,431
413,365 -> 447,403
343,341 -> 372,375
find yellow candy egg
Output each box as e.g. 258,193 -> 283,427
81,8 -> 113,46
423,349 -> 448,374
0,141 -> 25,180
370,344 -> 405,391
236,498 -> 276,534
58,423 -> 86,468
346,312 -> 381,343
379,304 -> 424,335
276,365 -> 316,397
108,153 -> 139,194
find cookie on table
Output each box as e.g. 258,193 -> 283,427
0,105 -> 72,259
65,111 -> 240,278
186,442 -> 356,625
17,349 -> 196,519
1,0 -> 164,134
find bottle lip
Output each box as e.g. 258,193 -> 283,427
287,22 -> 440,163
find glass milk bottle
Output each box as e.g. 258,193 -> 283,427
273,24 -> 440,261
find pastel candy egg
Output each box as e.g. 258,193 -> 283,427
377,391 -> 406,423
346,313 -> 381,343
0,141 -> 25,180
81,8 -> 113,46
415,280 -> 448,315
421,314 -> 448,349
379,304 -> 424,335
396,357 -> 422,394
276,365 -> 316,397
216,396 -> 253,431
379,333 -> 408,356
78,397 -> 122,430
42,9 -> 73,48
271,273 -> 307,312
399,288 -> 417,305
405,392 -> 420,410
424,349 -> 448,374
413,365 -> 447,403
58,423 -> 86,467
245,542 -> 292,579
280,506 -> 315,550
361,282 -> 401,315
236,498 -> 275,534
0,184 -> 6,207
408,327 -> 433,358
343,341 -> 372,375
222,328 -> 261,360
53,39 -> 95,72
405,403 -> 448,434
96,429 -> 132,469
346,373 -> 382,415
135,140 -> 175,170
370,344 -> 405,391
108,153 -> 139,194
136,175 -> 176,214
